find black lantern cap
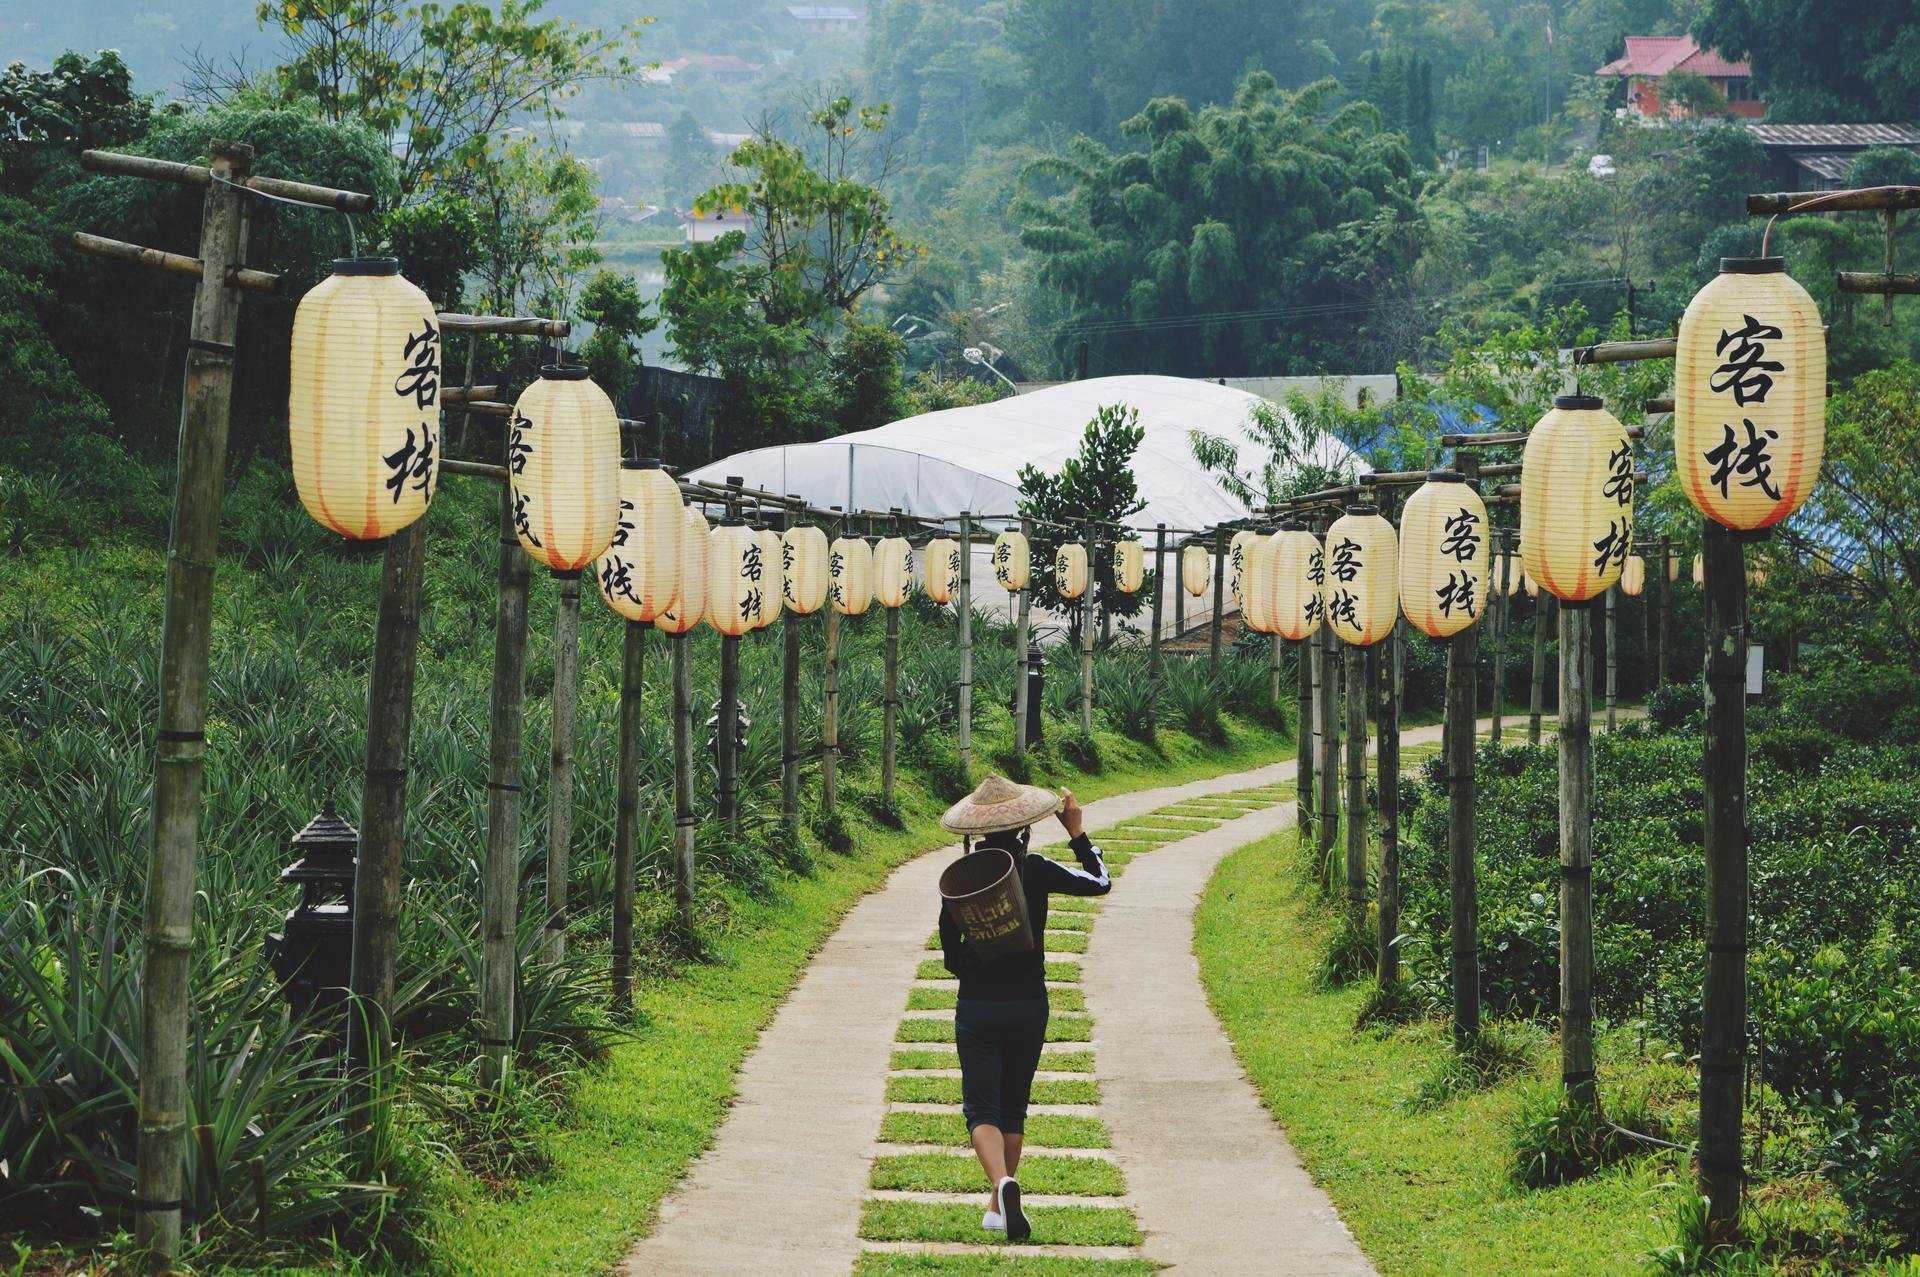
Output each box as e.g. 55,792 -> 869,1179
539,364 -> 592,380
1427,469 -> 1465,482
1276,519 -> 1305,531
284,799 -> 358,885
331,258 -> 400,276
1720,256 -> 1785,274
623,457 -> 664,470
1344,503 -> 1379,515
1554,394 -> 1604,410
717,515 -> 746,527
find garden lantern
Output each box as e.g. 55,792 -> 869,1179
924,536 -> 960,604
1621,555 -> 1646,597
1228,529 -> 1257,609
831,535 -> 873,616
1240,533 -> 1276,634
1323,504 -> 1398,646
1675,258 -> 1826,534
1694,553 -> 1705,587
992,529 -> 1030,591
1519,395 -> 1634,603
876,535 -> 914,608
1523,571 -> 1539,599
1268,523 -> 1324,641
289,259 -> 442,540
509,366 -> 621,574
595,460 -> 683,623
655,502 -> 709,634
706,518 -> 760,637
1181,544 -> 1211,597
1399,470 -> 1488,640
265,800 -> 358,1023
782,523 -> 830,615
753,524 -> 785,628
1114,539 -> 1144,594
1056,542 -> 1088,601
1505,551 -> 1524,595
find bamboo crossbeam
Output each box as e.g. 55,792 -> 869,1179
71,231 -> 281,293
436,312 -> 571,338
1492,471 -> 1647,500
1570,337 -> 1676,366
1746,187 -> 1920,214
1645,399 -> 1674,415
441,385 -> 504,405
459,400 -> 515,417
1838,271 -> 1920,295
1441,425 -> 1648,448
442,457 -> 508,480
79,148 -> 376,212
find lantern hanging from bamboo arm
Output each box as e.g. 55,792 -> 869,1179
1523,571 -> 1539,599
1620,555 -> 1646,597
1180,543 -> 1211,597
782,523 -> 830,615
289,258 -> 442,540
595,460 -> 683,623
706,518 -> 761,637
923,536 -> 960,604
876,535 -> 914,609
1398,470 -> 1489,639
654,502 -> 710,635
992,529 -> 1029,592
509,365 -> 622,573
1693,553 -> 1705,587
753,524 -> 785,628
1228,529 -> 1257,609
1674,257 -> 1826,534
1056,542 -> 1089,601
831,535 -> 873,616
1268,523 -> 1324,641
1519,395 -> 1634,603
1323,505 -> 1398,646
1240,533 -> 1276,634
1113,539 -> 1144,594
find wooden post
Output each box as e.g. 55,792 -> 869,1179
1147,524 -> 1166,742
671,631 -> 696,924
1558,599 -> 1598,1112
544,570 -> 583,963
823,607 -> 841,814
136,138 -> 253,1264
1173,540 -> 1187,640
1080,520 -> 1095,738
1377,622 -> 1401,983
883,604 -> 900,804
958,511 -> 974,775
1529,593 -> 1552,745
1490,539 -> 1510,743
1316,615 -> 1341,890
1446,612 -> 1481,1048
1296,638 -> 1315,845
1699,522 -> 1750,1230
718,633 -> 741,837
1343,642 -> 1366,921
1656,537 -> 1671,688
350,516 -> 427,1079
1605,588 -> 1619,731
481,473 -> 532,1088
610,621 -> 645,1014
781,611 -> 802,836
1209,527 -> 1226,675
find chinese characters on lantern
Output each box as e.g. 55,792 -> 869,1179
1705,315 -> 1783,503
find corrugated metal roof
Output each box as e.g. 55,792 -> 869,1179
1794,153 -> 1856,182
1749,123 -> 1920,149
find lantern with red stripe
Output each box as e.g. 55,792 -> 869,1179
1519,395 -> 1634,603
1268,523 -> 1324,641
1323,504 -> 1398,646
654,503 -> 709,635
1398,471 -> 1489,639
595,460 -> 682,623
509,366 -> 621,573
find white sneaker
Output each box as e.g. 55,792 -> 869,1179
982,1210 -> 1005,1232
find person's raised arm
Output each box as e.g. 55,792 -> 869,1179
1033,788 -> 1110,896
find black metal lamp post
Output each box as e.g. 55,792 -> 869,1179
267,800 -> 358,1025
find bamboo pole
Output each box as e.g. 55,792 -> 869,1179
718,632 -> 741,837
781,612 -> 802,835
1209,527 -> 1226,675
1558,600 -> 1598,1112
1376,623 -> 1401,983
611,621 -> 644,1015
1147,525 -> 1166,742
1490,539 -> 1510,743
1605,588 -> 1619,732
544,571 -> 583,963
1746,186 -> 1920,214
883,604 -> 900,805
1699,522 -> 1750,1230
1317,607 -> 1341,892
1446,611 -> 1481,1048
1343,642 -> 1367,922
1080,520 -> 1095,738
1173,545 -> 1186,639
1296,638 -> 1315,845
349,515 -> 426,1081
1529,594 -> 1552,745
1656,538 -> 1671,687
70,232 -> 280,292
79,146 -> 375,211
958,511 -> 974,777
671,632 -> 696,923
823,607 -> 841,814
134,137 -> 253,1267
480,471 -> 532,1089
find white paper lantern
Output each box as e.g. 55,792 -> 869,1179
1398,471 -> 1489,639
706,518 -> 760,637
594,460 -> 683,623
1056,543 -> 1088,601
753,525 -> 785,628
1228,529 -> 1258,609
831,535 -> 873,616
876,535 -> 914,609
1113,539 -> 1144,594
992,530 -> 1030,591
1181,544 -> 1212,597
1240,533 -> 1276,634
655,503 -> 709,635
1323,504 -> 1398,646
1519,395 -> 1634,604
1268,524 -> 1324,641
289,259 -> 442,540
1621,555 -> 1646,597
509,366 -> 621,574
924,536 -> 960,604
782,524 -> 830,615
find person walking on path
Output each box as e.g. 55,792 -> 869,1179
937,775 -> 1111,1242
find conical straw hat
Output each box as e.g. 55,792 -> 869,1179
940,773 -> 1062,835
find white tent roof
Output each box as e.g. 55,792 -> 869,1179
685,374 -> 1368,532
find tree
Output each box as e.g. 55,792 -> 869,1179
1016,404 -> 1149,637
577,269 -> 658,402
1695,0 -> 1920,122
666,110 -> 718,216
1658,68 -> 1732,119
468,138 -> 602,319
1190,391 -> 1367,507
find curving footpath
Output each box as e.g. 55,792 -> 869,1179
623,719 -> 1473,1277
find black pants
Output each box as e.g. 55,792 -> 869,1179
954,995 -> 1048,1135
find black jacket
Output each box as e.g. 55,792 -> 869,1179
939,833 -> 1111,1001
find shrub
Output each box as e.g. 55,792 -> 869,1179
1829,1094 -> 1920,1248
1161,658 -> 1224,745
1059,729 -> 1102,773
1647,681 -> 1704,731
1315,905 -> 1376,989
1096,651 -> 1157,742
1508,1083 -> 1635,1188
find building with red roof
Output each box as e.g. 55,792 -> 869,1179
1597,35 -> 1764,119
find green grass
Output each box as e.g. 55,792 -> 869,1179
858,1199 -> 1142,1246
879,1112 -> 1112,1148
907,986 -> 1086,1012
887,1049 -> 1096,1072
1048,933 -> 1089,954
1193,829 -> 1677,1277
885,1076 -> 1101,1105
869,1152 -> 1126,1196
1050,895 -> 1100,913
912,959 -> 1081,982
896,1014 -> 1092,1044
853,1254 -> 1159,1276
1047,911 -> 1095,932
